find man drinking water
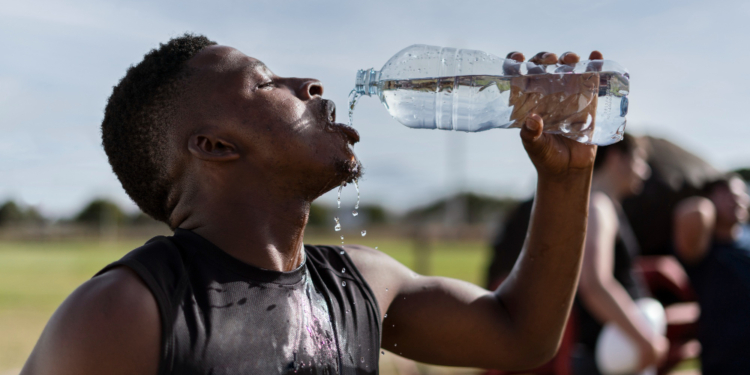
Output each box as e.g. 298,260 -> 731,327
21,35 -> 601,374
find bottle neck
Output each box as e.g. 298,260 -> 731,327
355,69 -> 380,96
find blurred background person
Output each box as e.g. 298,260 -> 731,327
573,134 -> 669,374
673,174 -> 750,374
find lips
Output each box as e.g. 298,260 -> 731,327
324,99 -> 360,145
334,122 -> 360,144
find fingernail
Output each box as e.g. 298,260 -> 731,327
526,117 -> 540,131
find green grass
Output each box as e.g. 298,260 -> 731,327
0,235 -> 491,371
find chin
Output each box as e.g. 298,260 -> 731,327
337,158 -> 363,184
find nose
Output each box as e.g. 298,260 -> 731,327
296,78 -> 323,100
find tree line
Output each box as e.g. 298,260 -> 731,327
0,192 -> 520,229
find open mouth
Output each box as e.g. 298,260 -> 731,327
324,100 -> 360,145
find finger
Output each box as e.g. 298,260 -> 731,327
558,52 -> 580,65
506,51 -> 525,62
586,50 -> 604,72
555,52 -> 580,73
589,50 -> 603,60
527,52 -> 557,75
529,52 -> 558,65
520,113 -> 544,145
503,52 -> 525,75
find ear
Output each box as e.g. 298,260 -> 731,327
188,133 -> 240,162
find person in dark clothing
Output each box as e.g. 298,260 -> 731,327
573,134 -> 669,374
673,175 -> 750,374
21,35 -> 602,375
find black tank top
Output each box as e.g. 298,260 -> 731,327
94,229 -> 381,375
684,236 -> 750,374
575,207 -> 646,350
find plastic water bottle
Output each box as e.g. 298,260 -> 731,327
352,45 -> 629,145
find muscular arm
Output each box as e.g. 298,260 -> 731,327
577,193 -> 659,362
349,117 -> 594,370
21,267 -> 160,375
673,197 -> 715,265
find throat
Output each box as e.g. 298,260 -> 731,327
179,194 -> 312,272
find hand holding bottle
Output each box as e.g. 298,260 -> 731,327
517,51 -> 601,180
507,51 -> 605,143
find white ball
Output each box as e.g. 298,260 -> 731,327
595,298 -> 666,375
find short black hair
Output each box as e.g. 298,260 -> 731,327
593,133 -> 638,171
101,33 -> 216,224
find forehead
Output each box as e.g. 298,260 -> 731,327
188,45 -> 269,77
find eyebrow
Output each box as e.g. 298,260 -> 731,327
247,60 -> 268,72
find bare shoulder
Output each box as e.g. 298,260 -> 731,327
673,197 -> 715,264
21,267 -> 160,375
343,244 -> 412,282
674,196 -> 716,233
590,191 -> 617,217
343,244 -> 414,317
675,196 -> 716,219
589,191 -> 618,231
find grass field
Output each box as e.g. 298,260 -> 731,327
0,234 -> 491,373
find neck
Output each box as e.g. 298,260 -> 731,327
591,171 -> 626,202
174,180 -> 311,272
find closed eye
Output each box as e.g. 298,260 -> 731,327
257,80 -> 275,90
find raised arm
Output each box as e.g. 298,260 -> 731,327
350,94 -> 597,370
20,267 -> 160,375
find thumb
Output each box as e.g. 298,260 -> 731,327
520,113 -> 544,148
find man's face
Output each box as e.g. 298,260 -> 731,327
183,46 -> 361,198
710,177 -> 750,226
612,146 -> 650,196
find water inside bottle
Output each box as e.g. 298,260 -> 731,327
356,71 -> 627,144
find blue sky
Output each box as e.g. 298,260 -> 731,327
2,0 -> 750,217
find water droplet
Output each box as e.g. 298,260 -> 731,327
375,246 -> 378,250
342,281 -> 347,287
360,357 -> 365,363
384,313 -> 387,318
334,217 -> 341,231
394,343 -> 397,347
348,89 -> 362,127
340,250 -> 345,255
385,288 -> 388,292
337,182 -> 344,208
352,210 -> 358,217
361,230 -> 367,237
342,267 -> 346,274
353,179 -> 360,210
